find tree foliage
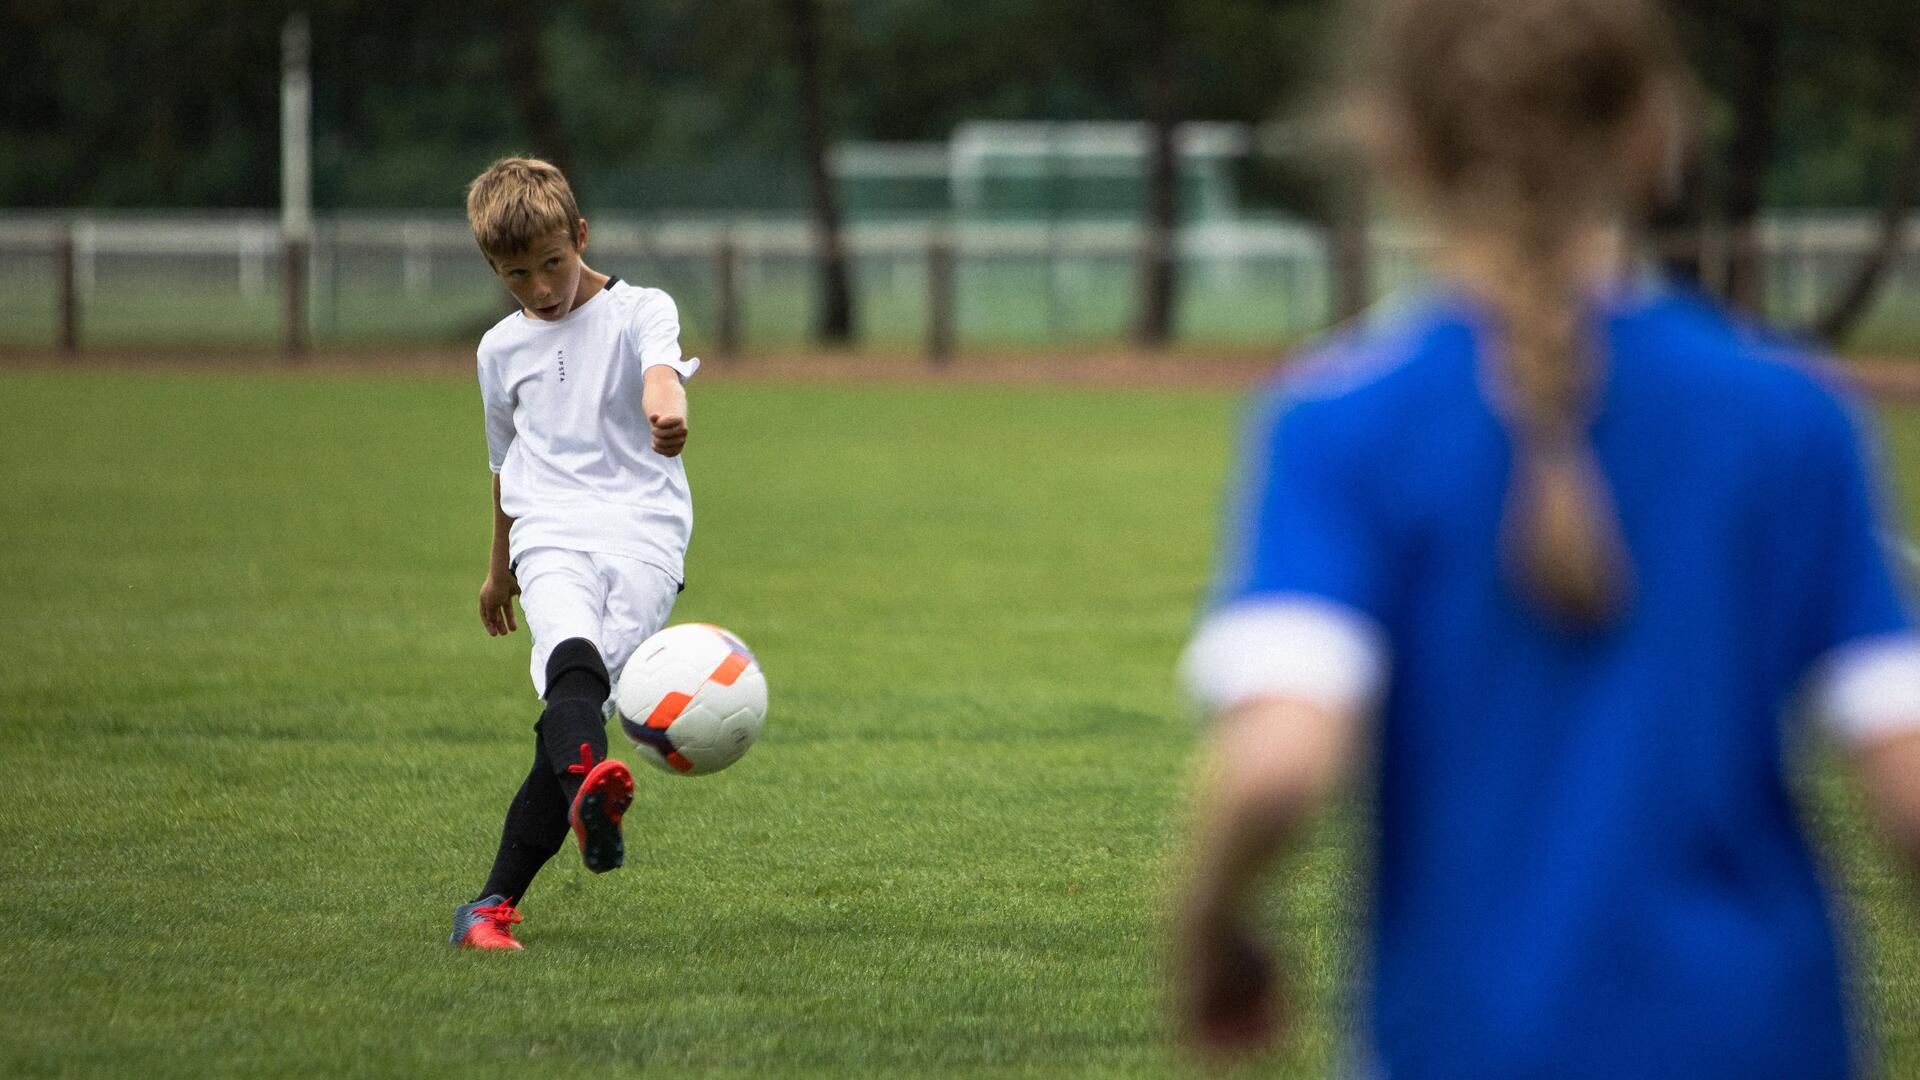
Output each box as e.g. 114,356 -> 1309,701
0,0 -> 1908,221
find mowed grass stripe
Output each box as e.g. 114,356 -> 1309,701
0,371 -> 1914,1078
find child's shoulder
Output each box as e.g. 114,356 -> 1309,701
475,309 -> 526,361
603,278 -> 679,320
1260,294 -> 1465,418
1626,286 -> 1859,431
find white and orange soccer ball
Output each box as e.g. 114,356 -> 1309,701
616,623 -> 768,776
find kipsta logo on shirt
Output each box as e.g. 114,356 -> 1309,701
557,348 -> 566,382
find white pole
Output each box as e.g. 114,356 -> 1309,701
281,13 -> 311,245
281,13 -> 311,355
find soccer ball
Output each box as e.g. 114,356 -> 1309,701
616,623 -> 767,776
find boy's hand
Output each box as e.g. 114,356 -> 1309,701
479,571 -> 521,636
643,365 -> 689,457
650,411 -> 687,456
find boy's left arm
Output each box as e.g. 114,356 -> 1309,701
631,290 -> 696,457
643,364 -> 688,457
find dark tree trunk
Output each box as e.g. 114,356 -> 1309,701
1136,27 -> 1179,348
788,0 -> 854,345
1720,0 -> 1783,312
493,2 -> 574,179
1815,41 -> 1920,345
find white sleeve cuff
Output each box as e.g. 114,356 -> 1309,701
1178,595 -> 1390,716
1810,633 -> 1920,745
643,355 -> 700,381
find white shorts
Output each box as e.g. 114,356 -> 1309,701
513,546 -> 681,701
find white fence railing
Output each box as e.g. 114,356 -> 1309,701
1,211 -> 1917,353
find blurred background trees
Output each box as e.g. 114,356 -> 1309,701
1664,0 -> 1920,340
3,0 -> 1913,344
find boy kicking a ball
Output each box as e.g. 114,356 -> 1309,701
450,157 -> 699,950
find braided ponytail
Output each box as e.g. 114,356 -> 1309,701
1352,0 -> 1676,628
1481,209 -> 1632,626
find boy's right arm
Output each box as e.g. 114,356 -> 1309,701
479,473 -> 519,636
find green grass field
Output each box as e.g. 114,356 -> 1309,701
2,370 -> 1917,1078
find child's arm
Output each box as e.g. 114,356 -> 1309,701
1856,730 -> 1920,875
644,364 -> 689,457
479,473 -> 520,635
1172,694 -> 1358,1057
629,289 -> 697,457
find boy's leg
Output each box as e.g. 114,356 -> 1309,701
543,636 -> 634,873
528,554 -> 679,876
540,635 -> 612,801
467,549 -> 614,914
474,736 -> 566,906
471,638 -> 628,906
594,554 -> 684,708
521,549 -> 637,873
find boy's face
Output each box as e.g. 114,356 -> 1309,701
490,220 -> 589,321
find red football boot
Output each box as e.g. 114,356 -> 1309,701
567,744 -> 634,874
450,895 -> 524,950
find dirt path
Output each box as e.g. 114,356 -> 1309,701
6,346 -> 1920,400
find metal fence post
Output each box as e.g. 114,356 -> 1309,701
55,219 -> 78,354
927,231 -> 955,367
281,12 -> 311,360
714,232 -> 740,359
283,237 -> 308,359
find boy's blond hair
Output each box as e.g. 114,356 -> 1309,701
465,157 -> 581,261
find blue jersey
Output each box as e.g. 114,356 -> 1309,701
1212,286 -> 1910,1079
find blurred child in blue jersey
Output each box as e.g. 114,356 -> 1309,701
1171,0 -> 1920,1076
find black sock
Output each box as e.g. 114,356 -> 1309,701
545,636 -> 611,705
539,699 -> 609,803
473,637 -> 614,904
475,736 -> 568,905
546,663 -> 608,706
539,637 -> 612,802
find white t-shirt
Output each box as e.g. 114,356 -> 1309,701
477,278 -> 701,580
